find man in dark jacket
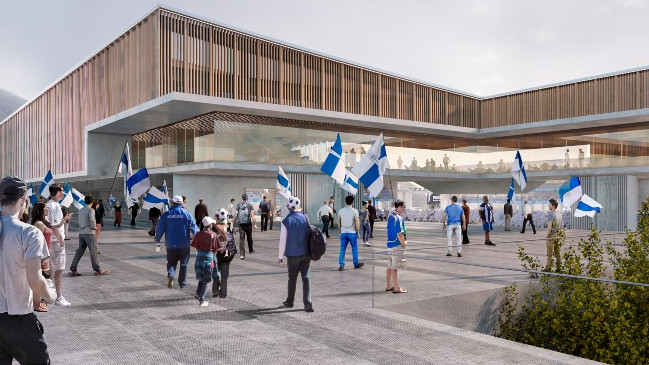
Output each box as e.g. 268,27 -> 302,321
148,206 -> 162,236
130,202 -> 139,226
194,199 -> 209,229
278,196 -> 313,313
367,201 -> 377,238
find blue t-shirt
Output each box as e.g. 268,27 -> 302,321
444,204 -> 464,225
386,211 -> 404,248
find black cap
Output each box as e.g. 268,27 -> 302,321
0,176 -> 27,199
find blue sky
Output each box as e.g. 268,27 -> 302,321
2,0 -> 649,100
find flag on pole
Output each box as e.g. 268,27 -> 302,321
38,170 -> 54,199
559,176 -> 582,207
118,143 -> 134,207
161,180 -> 169,212
71,188 -> 87,210
277,166 -> 291,199
27,184 -> 37,206
511,151 -> 527,190
340,170 -> 359,195
320,133 -> 346,185
507,178 -> 515,201
351,133 -> 390,198
142,186 -> 170,211
574,194 -> 602,218
127,168 -> 151,199
59,184 -> 73,208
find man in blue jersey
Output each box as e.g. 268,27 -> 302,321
155,195 -> 199,289
386,199 -> 407,294
479,195 -> 496,246
442,196 -> 466,257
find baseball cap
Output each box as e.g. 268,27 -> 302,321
202,216 -> 216,226
172,195 -> 183,204
0,176 -> 27,199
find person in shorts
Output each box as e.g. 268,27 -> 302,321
46,184 -> 73,307
386,199 -> 407,294
479,195 -> 496,246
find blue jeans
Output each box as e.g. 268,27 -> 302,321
361,222 -> 371,243
339,233 -> 359,268
166,246 -> 191,287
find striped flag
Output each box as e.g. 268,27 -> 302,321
511,151 -> 527,190
127,168 -> 151,199
142,186 -> 170,211
574,194 -> 602,218
59,184 -> 74,208
351,133 -> 390,198
559,176 -> 582,207
320,133 -> 346,185
340,169 -> 359,195
277,166 -> 291,199
507,178 -> 515,201
38,170 -> 54,199
71,188 -> 87,210
27,184 -> 38,206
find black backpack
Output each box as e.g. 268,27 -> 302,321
260,201 -> 269,214
305,216 -> 327,261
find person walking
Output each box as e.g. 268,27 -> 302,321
545,199 -> 563,272
479,196 -> 496,246
213,209 -> 235,298
91,201 -> 103,254
503,198 -> 513,231
233,193 -> 256,260
386,199 -> 407,294
337,195 -> 364,271
30,202 -> 54,312
442,196 -> 466,257
155,196 -> 199,289
461,199 -> 471,244
113,201 -> 122,227
278,196 -> 314,312
227,198 -> 236,220
360,201 -> 372,247
520,200 -> 537,234
190,217 -> 222,306
268,197 -> 276,230
61,204 -> 71,240
148,206 -> 162,237
97,199 -> 106,227
130,201 -> 140,226
367,201 -> 377,238
259,195 -> 270,231
317,200 -> 333,238
46,184 -> 73,307
69,195 -> 110,277
0,176 -> 57,365
328,197 -> 336,229
194,199 -> 209,229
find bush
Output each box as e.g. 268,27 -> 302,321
498,199 -> 649,364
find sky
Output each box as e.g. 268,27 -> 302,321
1,0 -> 649,100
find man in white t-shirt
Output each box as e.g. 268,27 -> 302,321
317,200 -> 333,238
0,176 -> 56,364
337,195 -> 364,271
46,184 -> 73,307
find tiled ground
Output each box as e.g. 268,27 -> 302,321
33,218 -> 608,364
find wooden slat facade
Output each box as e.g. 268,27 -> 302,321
3,7 -> 649,181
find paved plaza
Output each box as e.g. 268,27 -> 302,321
36,218 -> 609,364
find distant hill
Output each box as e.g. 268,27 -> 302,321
0,88 -> 26,121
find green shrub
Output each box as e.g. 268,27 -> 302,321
498,199 -> 649,364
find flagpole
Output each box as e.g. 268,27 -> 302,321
107,140 -> 129,204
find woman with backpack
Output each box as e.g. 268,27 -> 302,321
213,209 -> 236,298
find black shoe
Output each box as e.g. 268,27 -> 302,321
457,253 -> 462,257
338,266 -> 344,271
533,232 -> 537,234
304,305 -> 314,313
485,241 -> 496,246
250,250 -> 255,254
354,263 -> 364,269
283,300 -> 293,308
446,253 -> 452,257
520,231 -> 525,234
462,242 -> 470,245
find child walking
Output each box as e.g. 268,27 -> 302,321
191,217 -> 223,306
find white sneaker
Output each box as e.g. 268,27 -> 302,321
46,279 -> 55,289
363,242 -> 372,247
199,301 -> 209,307
55,297 -> 72,307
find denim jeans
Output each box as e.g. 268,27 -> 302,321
361,222 -> 371,243
166,246 -> 191,287
339,232 -> 359,268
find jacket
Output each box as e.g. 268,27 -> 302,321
155,205 -> 199,248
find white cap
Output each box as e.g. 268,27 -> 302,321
202,216 -> 216,226
172,195 -> 183,204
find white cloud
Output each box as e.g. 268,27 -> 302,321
527,24 -> 557,43
474,49 -> 499,66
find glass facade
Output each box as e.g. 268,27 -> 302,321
132,112 -> 649,174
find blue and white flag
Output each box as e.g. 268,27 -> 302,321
117,144 -> 132,176
277,166 -> 292,199
351,133 -> 390,198
320,133 -> 346,185
507,178 -> 515,201
511,151 -> 527,190
59,184 -> 74,208
38,170 -> 54,199
161,180 -> 169,211
559,176 -> 582,207
142,186 -> 169,211
574,194 -> 602,218
127,168 -> 151,199
27,184 -> 37,206
71,188 -> 87,210
340,169 -> 359,195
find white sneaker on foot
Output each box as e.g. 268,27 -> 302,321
55,297 -> 71,307
200,301 -> 209,307
363,243 -> 372,247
